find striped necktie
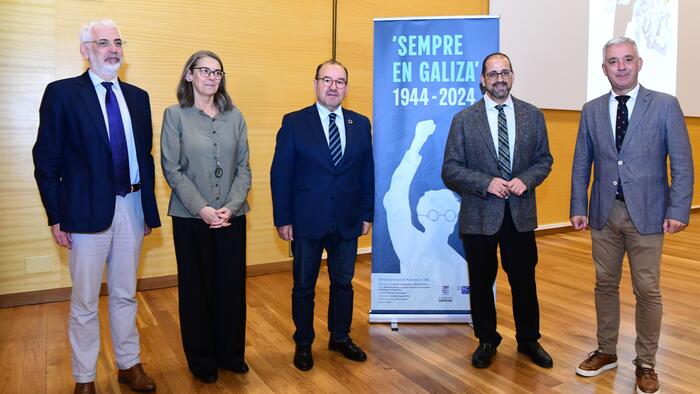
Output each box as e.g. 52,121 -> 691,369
495,104 -> 511,180
328,112 -> 342,166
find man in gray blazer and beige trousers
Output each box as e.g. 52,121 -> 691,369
571,37 -> 693,394
443,52 -> 553,370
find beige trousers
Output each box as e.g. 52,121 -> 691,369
591,199 -> 664,366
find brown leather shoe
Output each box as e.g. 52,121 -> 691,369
575,350 -> 618,377
635,364 -> 660,393
118,363 -> 156,391
74,382 -> 95,394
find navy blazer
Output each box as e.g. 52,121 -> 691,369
33,71 -> 161,232
270,104 -> 374,240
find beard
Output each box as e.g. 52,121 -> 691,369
486,82 -> 510,100
89,53 -> 122,79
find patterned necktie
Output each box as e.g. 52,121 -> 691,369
495,104 -> 511,180
101,82 -> 130,196
615,95 -> 630,152
328,112 -> 342,167
614,95 -> 630,200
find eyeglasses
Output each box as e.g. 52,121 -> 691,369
485,70 -> 512,81
192,67 -> 225,80
317,76 -> 347,88
83,39 -> 125,48
418,209 -> 458,222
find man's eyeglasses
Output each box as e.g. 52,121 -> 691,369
316,76 -> 347,88
83,39 -> 125,48
192,67 -> 225,80
485,70 -> 512,81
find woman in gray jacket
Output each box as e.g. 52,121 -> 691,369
161,50 -> 251,383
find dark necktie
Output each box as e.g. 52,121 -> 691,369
495,104 -> 511,180
615,95 -> 630,200
101,82 -> 130,197
328,113 -> 342,167
615,95 -> 630,152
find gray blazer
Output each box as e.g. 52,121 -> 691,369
570,85 -> 693,235
442,97 -> 553,235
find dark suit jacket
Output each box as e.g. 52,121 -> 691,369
570,85 -> 693,234
33,71 -> 161,232
270,104 -> 374,240
442,96 -> 553,235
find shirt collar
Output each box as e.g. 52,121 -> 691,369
484,93 -> 513,111
88,69 -> 120,90
609,83 -> 640,102
316,102 -> 343,119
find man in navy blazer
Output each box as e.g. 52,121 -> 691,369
270,60 -> 374,371
571,37 -> 693,394
32,19 -> 160,394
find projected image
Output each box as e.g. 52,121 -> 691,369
587,0 -> 678,100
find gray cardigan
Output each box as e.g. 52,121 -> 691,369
161,104 -> 251,219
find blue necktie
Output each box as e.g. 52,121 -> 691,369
328,113 -> 342,167
101,82 -> 130,197
495,104 -> 511,180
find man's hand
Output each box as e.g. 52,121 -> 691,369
144,224 -> 152,236
362,221 -> 371,235
487,177 -> 510,199
663,219 -> 687,234
277,224 -> 293,241
506,177 -> 527,196
51,223 -> 72,249
570,215 -> 588,231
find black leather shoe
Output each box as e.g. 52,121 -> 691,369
328,339 -> 367,362
192,371 -> 217,384
472,342 -> 498,368
294,345 -> 313,371
517,341 -> 553,368
222,360 -> 249,374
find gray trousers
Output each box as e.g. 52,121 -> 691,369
68,191 -> 145,383
591,199 -> 664,366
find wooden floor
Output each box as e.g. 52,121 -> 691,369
2,213 -> 699,393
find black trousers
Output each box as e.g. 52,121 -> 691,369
172,215 -> 247,375
461,204 -> 540,345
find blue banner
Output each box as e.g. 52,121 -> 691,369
370,16 -> 499,322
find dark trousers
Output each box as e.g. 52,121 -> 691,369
461,205 -> 540,345
172,215 -> 247,375
291,230 -> 358,346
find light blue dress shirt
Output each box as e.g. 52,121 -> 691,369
88,70 -> 140,185
484,93 -> 516,168
316,102 -> 346,155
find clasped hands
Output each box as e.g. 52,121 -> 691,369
199,206 -> 232,228
487,177 -> 527,199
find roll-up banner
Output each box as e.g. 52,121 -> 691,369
370,16 -> 499,323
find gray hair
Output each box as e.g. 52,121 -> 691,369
602,37 -> 639,62
79,19 -> 120,43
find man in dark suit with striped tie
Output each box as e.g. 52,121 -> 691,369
442,52 -> 553,369
270,60 -> 374,371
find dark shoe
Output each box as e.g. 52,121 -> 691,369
117,362 -> 156,391
575,350 -> 618,377
635,364 -> 660,393
192,371 -> 218,384
472,342 -> 498,368
294,345 -> 313,371
328,338 -> 367,362
74,382 -> 95,394
517,341 -> 553,368
223,360 -> 249,374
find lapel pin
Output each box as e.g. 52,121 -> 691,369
347,118 -> 354,125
